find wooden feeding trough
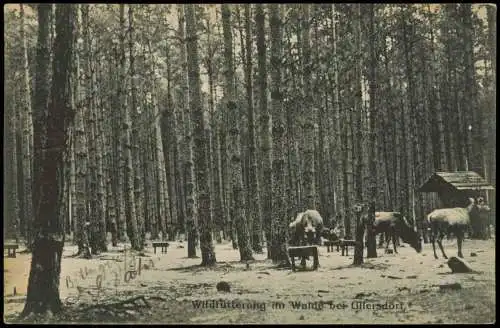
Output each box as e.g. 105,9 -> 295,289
288,246 -> 319,271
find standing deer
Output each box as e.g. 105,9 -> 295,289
427,197 -> 477,259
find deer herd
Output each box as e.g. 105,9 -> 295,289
289,196 -> 491,260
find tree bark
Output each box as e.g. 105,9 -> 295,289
426,5 -> 448,171
114,5 -> 128,242
33,4 -> 51,238
222,4 -> 254,261
21,4 -> 75,317
256,5 -> 273,259
301,4 -> 316,211
119,4 -> 141,250
20,3 -> 35,251
330,4 -> 345,234
243,4 -> 264,253
185,4 -> 217,266
128,6 -> 146,248
73,5 -> 90,258
178,5 -> 198,257
269,4 -> 290,265
366,4 -> 378,258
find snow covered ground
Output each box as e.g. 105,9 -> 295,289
4,237 -> 496,324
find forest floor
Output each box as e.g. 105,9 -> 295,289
3,237 -> 496,324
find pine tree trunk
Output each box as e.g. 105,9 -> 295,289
345,75 -> 355,238
143,115 -> 157,240
128,6 -> 146,248
352,4 -> 367,264
256,5 -> 273,258
5,70 -> 21,242
73,6 -> 90,257
269,4 -> 289,265
21,5 -> 74,317
381,54 -> 391,213
20,4 -> 35,251
33,4 -> 51,240
243,4 -> 264,253
102,57 -> 118,247
119,4 -> 140,250
174,83 -> 187,238
178,5 -> 198,257
114,6 -> 127,242
441,5 -> 458,172
95,60 -> 108,252
69,119 -> 76,241
366,4 -> 378,258
185,4 -> 217,265
352,205 -> 365,266
486,5 -> 496,219
285,63 -> 300,218
204,20 -> 224,243
152,82 -> 170,243
393,75 -> 403,212
462,4 -> 482,174
164,45 -> 180,240
426,6 -> 448,171
144,41 -> 169,243
301,4 -> 316,211
235,8 -> 252,241
222,4 -> 253,262
401,6 -> 417,230
462,4 -> 484,238
331,4 -> 345,233
82,6 -> 100,255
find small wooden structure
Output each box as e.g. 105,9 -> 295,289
4,244 -> 19,258
417,171 -> 495,238
338,239 -> 357,256
152,241 -> 170,254
323,240 -> 336,252
288,246 -> 319,271
417,171 -> 494,207
324,239 -> 357,256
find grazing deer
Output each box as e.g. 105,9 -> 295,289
288,210 -> 324,268
372,212 -> 422,254
289,210 -> 324,246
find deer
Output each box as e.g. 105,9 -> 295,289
372,212 -> 422,254
288,210 -> 324,268
289,210 -> 324,246
427,197 -> 477,259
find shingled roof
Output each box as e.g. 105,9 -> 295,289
417,171 -> 495,192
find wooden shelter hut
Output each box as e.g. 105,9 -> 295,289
417,171 -> 494,206
417,171 -> 495,239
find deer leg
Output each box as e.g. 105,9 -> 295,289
436,231 -> 448,259
385,233 -> 391,254
392,231 -> 398,254
378,233 -> 385,248
456,229 -> 464,258
431,230 -> 438,259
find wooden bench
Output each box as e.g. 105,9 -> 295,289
339,239 -> 357,256
324,240 -> 341,253
4,244 -> 19,258
288,246 -> 319,271
152,242 -> 169,254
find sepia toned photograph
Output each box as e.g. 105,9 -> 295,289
3,3 -> 496,324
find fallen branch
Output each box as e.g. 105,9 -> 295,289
80,295 -> 150,313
